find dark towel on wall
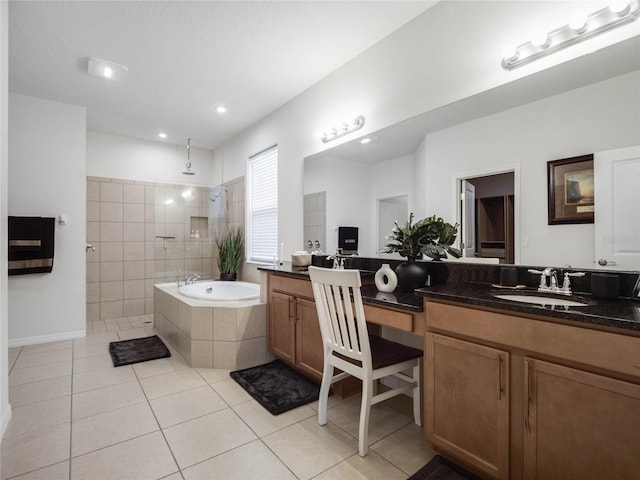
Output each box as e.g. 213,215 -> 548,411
8,216 -> 55,275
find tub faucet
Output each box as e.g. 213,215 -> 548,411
185,273 -> 201,285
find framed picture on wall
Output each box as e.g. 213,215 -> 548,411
547,154 -> 595,225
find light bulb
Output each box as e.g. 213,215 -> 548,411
158,132 -> 167,139
216,105 -> 227,114
610,0 -> 630,15
502,46 -> 518,61
103,66 -> 113,78
531,31 -> 550,48
569,12 -> 588,33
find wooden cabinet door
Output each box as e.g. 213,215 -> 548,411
295,297 -> 324,380
268,291 -> 295,364
524,358 -> 640,480
425,333 -> 509,479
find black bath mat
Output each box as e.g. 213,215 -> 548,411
109,335 -> 171,367
408,455 -> 481,480
230,360 -> 322,415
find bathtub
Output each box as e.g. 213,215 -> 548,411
178,281 -> 260,301
154,281 -> 269,369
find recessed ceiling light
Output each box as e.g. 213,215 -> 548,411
360,137 -> 372,144
216,105 -> 227,114
158,132 -> 167,139
87,57 -> 128,81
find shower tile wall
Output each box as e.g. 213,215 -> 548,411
87,177 -> 219,322
303,191 -> 326,253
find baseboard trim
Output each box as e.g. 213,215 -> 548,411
1,403 -> 12,439
8,330 -> 86,348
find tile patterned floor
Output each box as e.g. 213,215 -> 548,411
2,316 -> 435,479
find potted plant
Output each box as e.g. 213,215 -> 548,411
216,227 -> 244,281
381,213 -> 461,291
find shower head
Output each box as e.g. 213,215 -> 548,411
182,138 -> 195,175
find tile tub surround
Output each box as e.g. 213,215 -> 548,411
154,282 -> 269,369
87,175 -> 246,322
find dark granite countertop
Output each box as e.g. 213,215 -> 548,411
260,265 -> 640,333
259,265 -> 423,312
416,281 -> 640,333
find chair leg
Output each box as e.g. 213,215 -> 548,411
412,361 -> 422,427
318,360 -> 333,426
358,379 -> 373,457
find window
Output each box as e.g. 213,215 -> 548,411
247,145 -> 278,263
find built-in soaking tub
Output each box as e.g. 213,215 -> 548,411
154,281 -> 270,369
178,281 -> 260,301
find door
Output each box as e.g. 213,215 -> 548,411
524,358 -> 640,480
461,180 -> 476,258
594,145 -> 640,270
377,194 -> 408,255
268,291 -> 295,364
295,297 -> 324,380
425,333 -> 509,479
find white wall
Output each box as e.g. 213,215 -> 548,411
8,94 -> 87,345
423,71 -> 640,268
213,1 -> 639,280
87,131 -> 216,186
1,0 -> 10,437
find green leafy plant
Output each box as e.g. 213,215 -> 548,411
216,227 -> 244,274
381,213 -> 461,261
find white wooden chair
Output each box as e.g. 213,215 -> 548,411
308,266 -> 423,457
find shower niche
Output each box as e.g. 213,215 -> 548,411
189,216 -> 208,238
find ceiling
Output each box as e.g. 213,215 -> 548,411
8,1 -> 436,149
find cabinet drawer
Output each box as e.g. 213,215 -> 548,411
270,274 -> 313,299
364,304 -> 413,332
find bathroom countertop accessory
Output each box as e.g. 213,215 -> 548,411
375,263 -> 398,293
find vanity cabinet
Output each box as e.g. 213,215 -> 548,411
268,291 -> 296,364
268,276 -> 323,378
524,358 -> 640,480
425,333 -> 509,480
424,300 -> 640,480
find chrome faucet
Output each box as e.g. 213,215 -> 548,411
528,267 -> 584,295
185,273 -> 201,285
326,252 -> 345,269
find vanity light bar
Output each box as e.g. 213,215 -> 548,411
502,1 -> 639,70
321,116 -> 365,143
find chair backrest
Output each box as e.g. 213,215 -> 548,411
308,266 -> 371,365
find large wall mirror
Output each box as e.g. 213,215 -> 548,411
303,37 -> 640,268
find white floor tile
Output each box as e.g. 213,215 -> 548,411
182,439 -> 296,480
7,460 -> 69,480
72,365 -> 136,393
3,323 -> 436,480
150,385 -> 227,428
4,396 -> 71,438
163,408 -> 256,469
0,423 -> 70,479
71,431 -> 178,480
9,361 -> 72,387
262,416 -> 358,480
12,348 -> 72,370
71,402 -> 159,456
139,368 -> 206,400
72,380 -> 146,421
9,376 -> 71,408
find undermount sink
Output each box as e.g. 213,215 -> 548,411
492,293 -> 591,307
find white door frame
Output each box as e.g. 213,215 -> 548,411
374,193 -> 409,258
453,165 -> 520,264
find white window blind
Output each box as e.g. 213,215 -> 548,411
247,145 -> 278,262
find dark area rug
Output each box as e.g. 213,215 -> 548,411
230,360 -> 323,415
109,335 -> 171,367
408,455 -> 482,480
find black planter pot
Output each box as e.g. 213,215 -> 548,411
220,273 -> 237,281
395,258 -> 427,292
